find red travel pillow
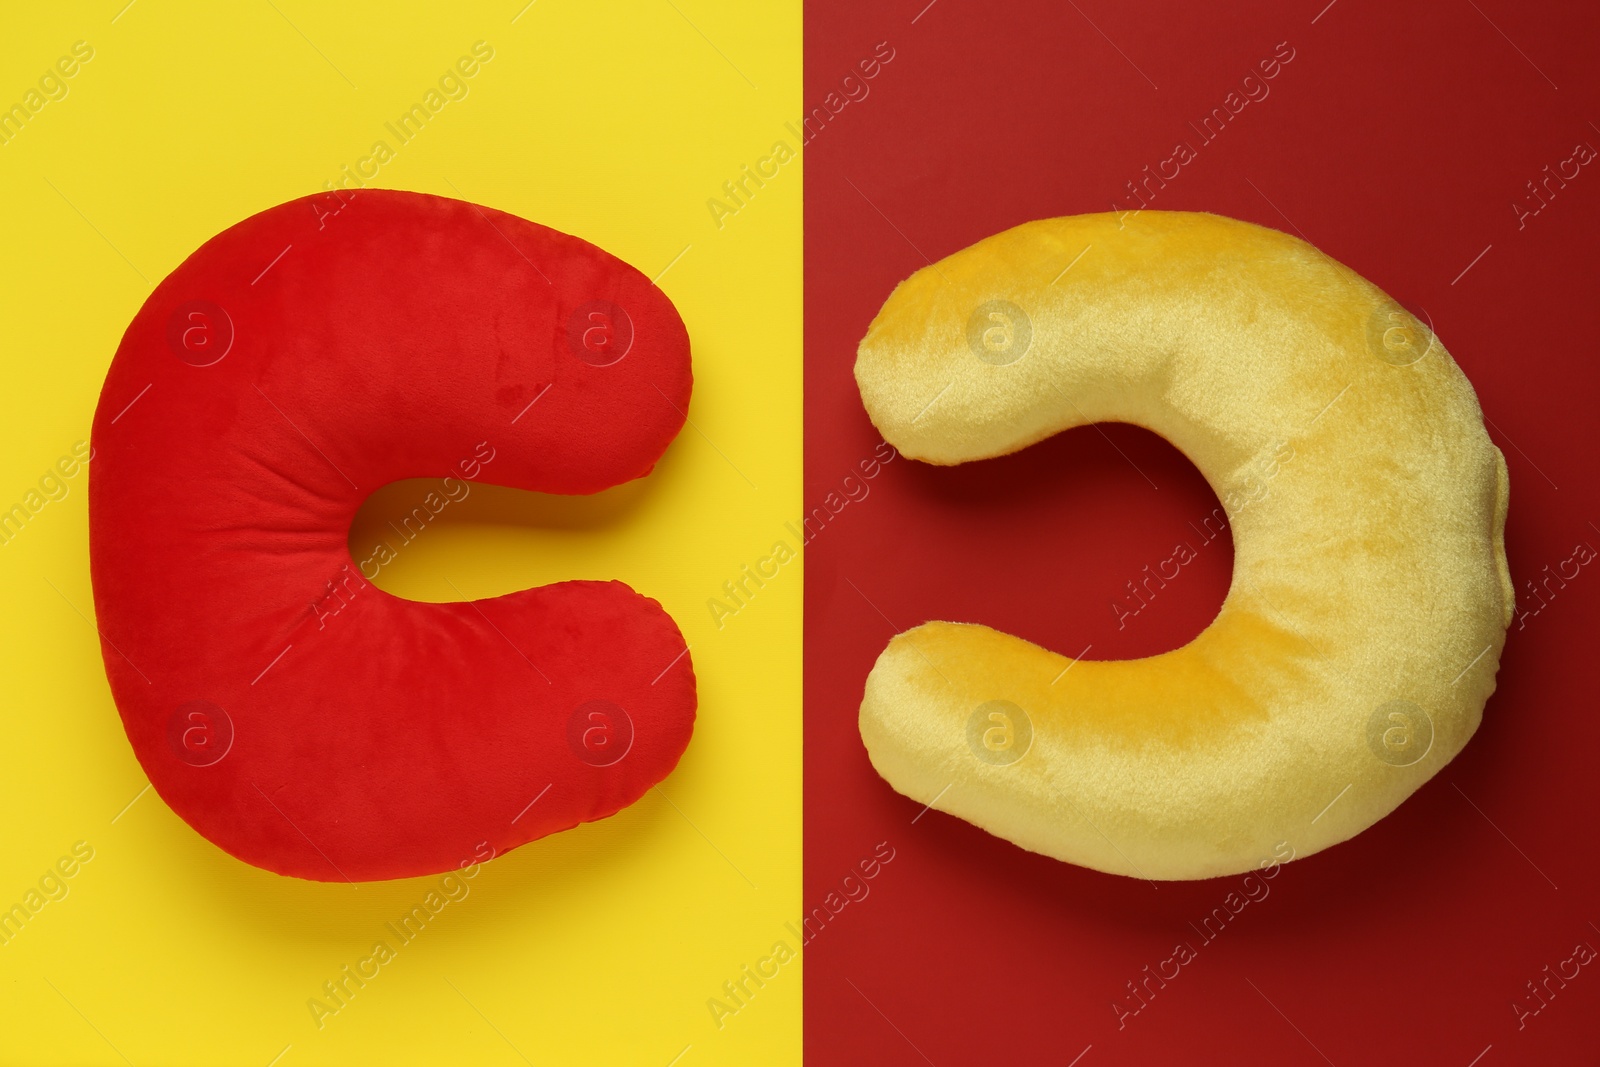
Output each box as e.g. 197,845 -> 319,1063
89,189 -> 696,882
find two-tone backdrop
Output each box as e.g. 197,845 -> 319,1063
1,0 -> 1596,1063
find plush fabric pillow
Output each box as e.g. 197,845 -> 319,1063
855,211 -> 1512,880
90,189 -> 695,881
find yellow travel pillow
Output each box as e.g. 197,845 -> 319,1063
854,211 -> 1513,881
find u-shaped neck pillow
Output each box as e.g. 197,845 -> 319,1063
855,211 -> 1513,881
90,189 -> 696,882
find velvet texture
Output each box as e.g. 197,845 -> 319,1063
854,211 -> 1512,881
90,190 -> 696,882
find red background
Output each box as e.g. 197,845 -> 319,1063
803,1 -> 1600,1064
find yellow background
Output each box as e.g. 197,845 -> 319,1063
0,2 -> 800,1064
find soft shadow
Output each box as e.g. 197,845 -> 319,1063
148,764 -> 688,953
348,476 -> 655,576
880,420 -> 1235,662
